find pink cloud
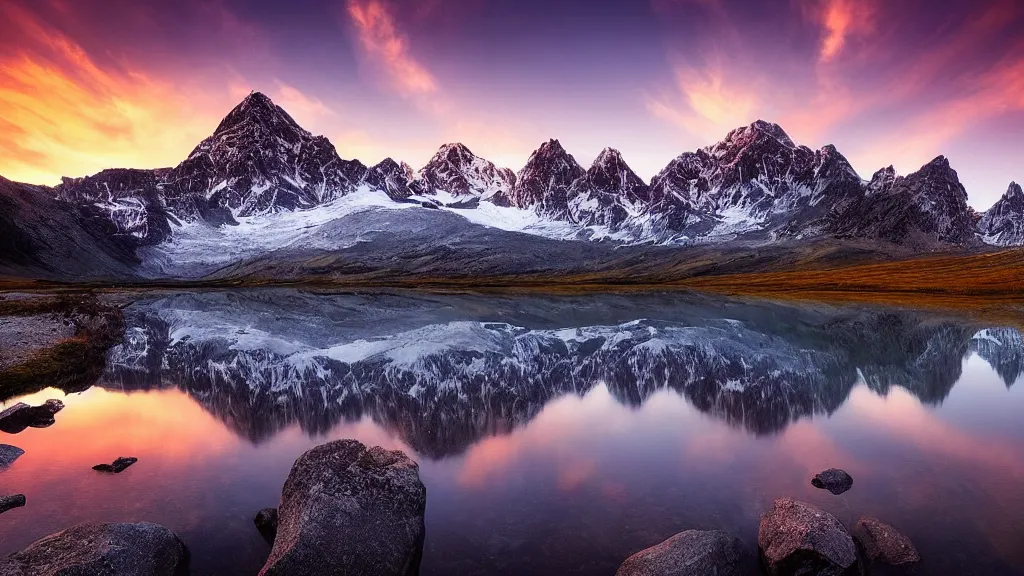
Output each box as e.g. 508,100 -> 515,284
809,0 -> 877,63
345,0 -> 437,97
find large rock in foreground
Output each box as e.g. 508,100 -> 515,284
0,522 -> 187,576
259,439 -> 427,576
616,529 -> 746,576
853,517 -> 920,566
758,498 -> 858,576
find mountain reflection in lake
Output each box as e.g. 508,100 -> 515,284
1,289 -> 1023,575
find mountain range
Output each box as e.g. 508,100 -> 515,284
2,91 -> 1022,283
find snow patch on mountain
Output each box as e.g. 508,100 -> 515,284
137,186 -> 633,278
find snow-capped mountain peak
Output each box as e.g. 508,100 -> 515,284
494,139 -> 586,215
417,142 -> 515,201
979,181 -> 1024,246
162,91 -> 367,217
202,91 -> 306,154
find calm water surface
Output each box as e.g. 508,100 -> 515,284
1,289 -> 1022,575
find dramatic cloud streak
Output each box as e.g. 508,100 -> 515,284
0,3 -> 235,184
0,0 -> 1022,208
814,0 -> 875,62
346,0 -> 437,96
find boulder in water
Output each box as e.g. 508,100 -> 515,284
254,507 -> 279,544
853,516 -> 920,566
258,439 -> 426,576
0,494 -> 26,514
758,497 -> 858,576
616,529 -> 747,576
93,456 -> 138,473
0,522 -> 187,576
811,468 -> 854,495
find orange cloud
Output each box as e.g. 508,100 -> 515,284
816,0 -> 875,63
0,3 -> 229,185
645,65 -> 761,142
346,0 -> 437,97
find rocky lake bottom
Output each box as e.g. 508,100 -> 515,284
0,289 -> 1022,575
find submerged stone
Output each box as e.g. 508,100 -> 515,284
616,529 -> 747,576
93,456 -> 138,473
0,494 -> 26,514
254,507 -> 279,544
853,516 -> 920,566
812,468 -> 854,495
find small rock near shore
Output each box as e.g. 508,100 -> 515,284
758,497 -> 858,576
0,522 -> 187,576
0,494 -> 26,514
254,508 -> 279,543
0,400 -> 65,434
259,439 -> 427,576
853,516 -> 920,566
0,444 -> 24,469
616,529 -> 747,576
93,456 -> 138,473
812,468 -> 854,495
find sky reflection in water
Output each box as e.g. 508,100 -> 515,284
1,291 -> 1022,576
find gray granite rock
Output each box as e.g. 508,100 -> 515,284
0,522 -> 187,576
853,517 -> 920,566
812,468 -> 854,495
259,439 -> 426,576
0,444 -> 24,469
616,529 -> 746,576
758,498 -> 858,576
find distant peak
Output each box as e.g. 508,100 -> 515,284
539,139 -> 566,154
233,91 -> 279,116
1007,181 -> 1022,198
372,157 -> 401,171
434,142 -> 474,159
592,147 -> 628,170
212,90 -> 301,137
925,155 -> 950,169
871,165 -> 897,179
242,91 -> 273,105
748,120 -> 794,146
712,120 -> 796,154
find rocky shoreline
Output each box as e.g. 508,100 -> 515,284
0,292 -> 124,402
0,437 -> 920,575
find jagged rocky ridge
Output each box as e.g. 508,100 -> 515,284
979,182 -> 1024,246
99,290 -> 1023,456
33,93 -> 1023,272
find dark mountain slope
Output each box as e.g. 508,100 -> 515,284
0,177 -> 137,280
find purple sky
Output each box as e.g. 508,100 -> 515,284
1,0 -> 1022,209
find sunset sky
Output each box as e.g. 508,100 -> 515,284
1,0 -> 1022,209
